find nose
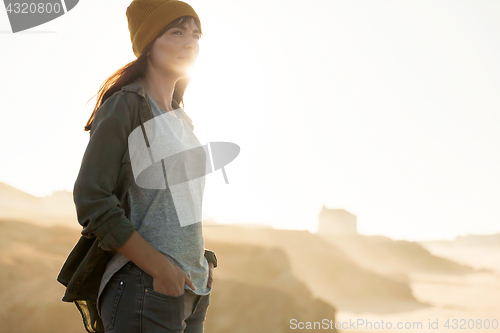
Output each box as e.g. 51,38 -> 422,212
184,39 -> 199,58
185,35 -> 198,49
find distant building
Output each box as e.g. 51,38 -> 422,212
318,205 -> 357,235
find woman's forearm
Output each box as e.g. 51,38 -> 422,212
115,230 -> 173,278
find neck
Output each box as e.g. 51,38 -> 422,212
141,69 -> 178,112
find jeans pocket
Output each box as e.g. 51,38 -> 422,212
142,288 -> 185,331
146,288 -> 186,300
103,279 -> 126,331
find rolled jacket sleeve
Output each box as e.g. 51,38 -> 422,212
74,93 -> 136,251
204,249 -> 218,268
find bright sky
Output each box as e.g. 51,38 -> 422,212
1,0 -> 499,241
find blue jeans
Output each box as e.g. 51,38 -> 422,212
98,261 -> 210,332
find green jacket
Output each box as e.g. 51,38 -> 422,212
57,76 -> 218,333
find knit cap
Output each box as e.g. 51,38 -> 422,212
127,0 -> 200,58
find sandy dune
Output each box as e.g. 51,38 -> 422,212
1,183 -> 497,332
0,219 -> 338,333
0,182 -> 78,230
318,234 -> 483,276
203,242 -> 338,333
203,224 -> 476,313
334,239 -> 500,333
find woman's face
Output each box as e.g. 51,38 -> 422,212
147,18 -> 200,77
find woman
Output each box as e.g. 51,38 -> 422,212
57,1 -> 217,332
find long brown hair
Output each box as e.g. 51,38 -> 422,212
84,15 -> 203,132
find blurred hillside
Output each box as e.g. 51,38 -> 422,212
203,224 -> 479,313
0,219 -> 337,333
0,220 -> 81,333
317,234 -> 485,278
0,182 -> 77,229
203,243 -> 338,333
0,183 -> 489,331
420,235 -> 500,275
421,233 -> 500,248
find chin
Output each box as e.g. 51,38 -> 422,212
165,63 -> 192,77
178,66 -> 194,77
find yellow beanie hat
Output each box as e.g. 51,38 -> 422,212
126,0 -> 200,58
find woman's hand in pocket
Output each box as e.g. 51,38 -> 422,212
152,261 -> 196,297
207,262 -> 214,288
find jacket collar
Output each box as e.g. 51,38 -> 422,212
120,76 -> 147,96
121,76 -> 194,129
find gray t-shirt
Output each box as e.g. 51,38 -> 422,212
97,95 -> 210,315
